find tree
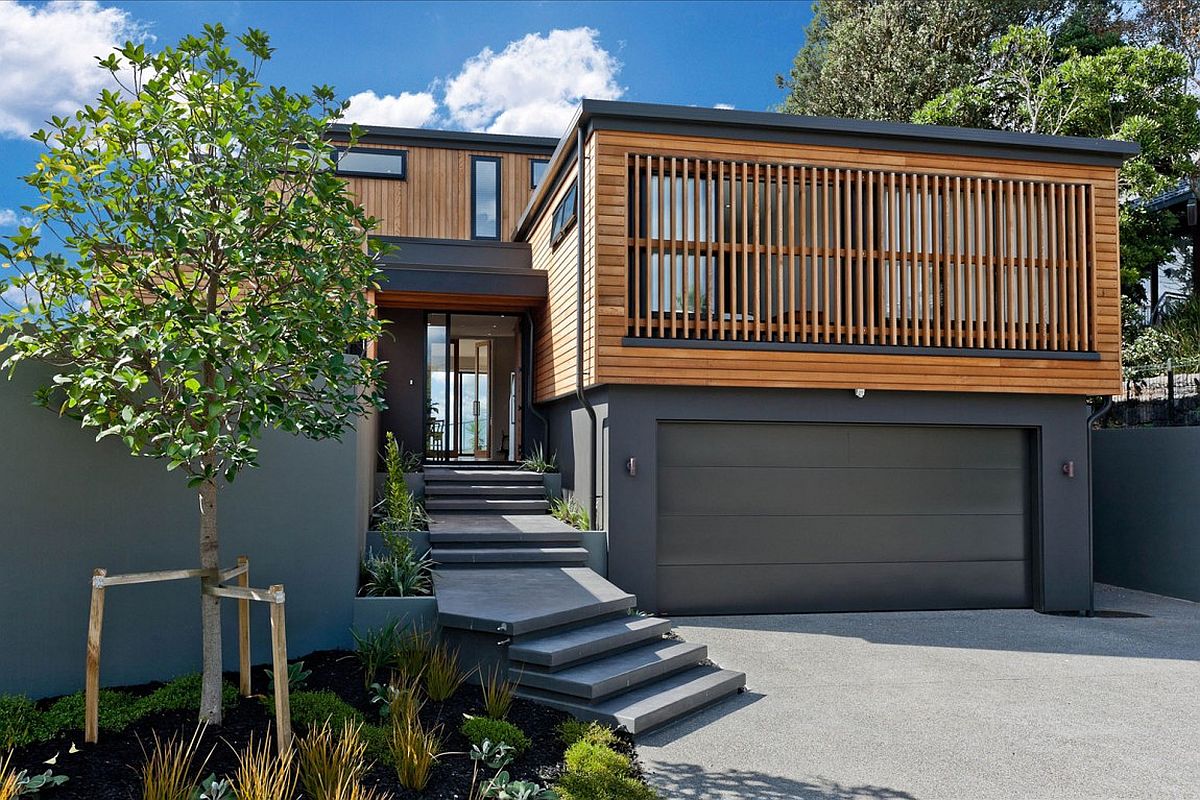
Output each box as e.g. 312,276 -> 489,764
776,0 -> 1050,121
0,25 -> 384,724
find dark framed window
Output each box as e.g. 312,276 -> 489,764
530,158 -> 550,190
551,180 -> 578,247
471,155 -> 502,240
335,147 -> 407,179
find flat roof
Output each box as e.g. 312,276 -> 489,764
325,123 -> 557,155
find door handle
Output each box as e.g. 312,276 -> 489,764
473,400 -> 480,417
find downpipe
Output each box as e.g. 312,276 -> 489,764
575,126 -> 598,531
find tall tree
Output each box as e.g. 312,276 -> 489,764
776,0 -> 1049,121
0,25 -> 384,723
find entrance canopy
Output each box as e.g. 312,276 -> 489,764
373,236 -> 547,311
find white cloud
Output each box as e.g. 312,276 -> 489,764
0,1 -> 145,138
443,27 -> 622,135
0,209 -> 17,227
1,283 -> 26,309
342,89 -> 438,128
714,103 -> 736,110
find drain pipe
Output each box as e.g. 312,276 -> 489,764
1085,396 -> 1113,615
574,126 -> 598,531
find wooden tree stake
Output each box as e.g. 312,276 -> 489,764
267,584 -> 292,754
84,568 -> 107,744
237,556 -> 251,697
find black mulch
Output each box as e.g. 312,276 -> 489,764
5,649 -> 643,799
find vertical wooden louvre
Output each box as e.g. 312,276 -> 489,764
625,154 -> 1098,353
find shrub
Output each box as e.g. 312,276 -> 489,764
424,641 -> 465,702
263,661 -> 311,693
139,725 -> 211,800
557,739 -> 658,800
520,443 -> 557,474
480,666 -> 516,720
359,536 -> 433,598
231,730 -> 296,800
139,674 -> 238,716
550,496 -> 590,531
377,432 -> 429,533
555,719 -> 618,749
351,623 -> 404,688
296,719 -> 370,800
39,689 -> 141,738
289,691 -> 363,733
0,695 -> 38,749
460,716 -> 530,756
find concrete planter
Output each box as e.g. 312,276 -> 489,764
352,596 -> 438,636
542,471 -> 562,501
581,530 -> 608,577
373,471 -> 425,503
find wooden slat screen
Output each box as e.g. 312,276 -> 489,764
625,154 -> 1096,352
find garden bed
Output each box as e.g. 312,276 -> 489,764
2,649 -> 648,798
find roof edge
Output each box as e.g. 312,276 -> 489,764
326,122 -> 557,154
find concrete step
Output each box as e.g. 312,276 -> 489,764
425,484 -> 547,498
425,498 -> 549,513
432,546 -> 589,567
511,640 -> 707,700
434,567 -> 637,636
516,665 -> 746,734
430,530 -> 581,546
509,615 -> 673,670
425,469 -> 543,484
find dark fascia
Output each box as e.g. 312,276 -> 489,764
372,235 -> 532,272
512,99 -> 1142,240
325,122 -> 557,155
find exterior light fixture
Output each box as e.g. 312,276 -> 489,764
854,388 -> 866,399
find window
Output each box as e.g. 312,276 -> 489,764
471,156 -> 501,240
530,158 -> 550,190
551,180 -> 578,246
335,147 -> 407,179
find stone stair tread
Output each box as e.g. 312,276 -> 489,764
516,665 -> 745,735
511,640 -> 706,700
426,485 -> 547,497
433,546 -> 588,565
509,615 -> 673,669
425,469 -> 543,483
426,498 -> 550,513
433,567 -> 636,636
430,530 -> 581,545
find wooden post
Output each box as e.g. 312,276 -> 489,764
267,585 -> 292,754
84,568 -> 107,744
237,556 -> 251,697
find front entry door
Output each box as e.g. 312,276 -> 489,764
472,340 -> 491,458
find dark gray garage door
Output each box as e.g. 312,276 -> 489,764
656,422 -> 1033,614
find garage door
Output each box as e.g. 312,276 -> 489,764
656,422 -> 1033,614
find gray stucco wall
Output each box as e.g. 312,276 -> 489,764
1,361 -> 364,699
1094,427 -> 1200,602
548,385 -> 1093,614
543,389 -> 609,530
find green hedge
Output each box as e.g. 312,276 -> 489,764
461,716 -> 531,756
0,674 -> 238,748
556,734 -> 658,800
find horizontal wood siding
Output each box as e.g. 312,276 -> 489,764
339,142 -> 542,241
529,159 -> 595,402
591,130 -> 1121,397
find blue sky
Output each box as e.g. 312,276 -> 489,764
0,0 -> 814,235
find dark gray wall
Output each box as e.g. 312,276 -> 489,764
543,389 -> 609,529
1,361 -> 364,699
548,385 -> 1093,614
378,309 -> 426,456
1094,428 -> 1200,602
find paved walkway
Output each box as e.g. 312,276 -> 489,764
638,585 -> 1200,800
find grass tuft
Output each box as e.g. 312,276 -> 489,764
479,666 -> 516,720
296,719 -> 370,800
231,729 -> 296,800
423,641 -> 465,702
138,724 -> 211,800
0,752 -> 21,800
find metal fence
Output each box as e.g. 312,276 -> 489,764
1108,357 -> 1200,427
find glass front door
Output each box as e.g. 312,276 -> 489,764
425,313 -> 519,462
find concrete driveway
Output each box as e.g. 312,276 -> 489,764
638,585 -> 1200,800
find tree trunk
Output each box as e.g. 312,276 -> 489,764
198,477 -> 223,725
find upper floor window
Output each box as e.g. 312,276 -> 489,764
472,156 -> 501,240
551,180 -> 578,246
530,158 -> 550,190
335,147 -> 407,179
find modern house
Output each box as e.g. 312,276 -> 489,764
337,100 -> 1136,618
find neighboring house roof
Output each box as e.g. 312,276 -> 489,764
1147,184 -> 1194,212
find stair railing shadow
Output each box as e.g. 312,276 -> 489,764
644,761 -> 919,800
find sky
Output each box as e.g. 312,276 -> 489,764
0,0 -> 814,243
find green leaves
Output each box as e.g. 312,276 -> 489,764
1,24 -> 384,487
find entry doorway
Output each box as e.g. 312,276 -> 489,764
426,313 -> 520,462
